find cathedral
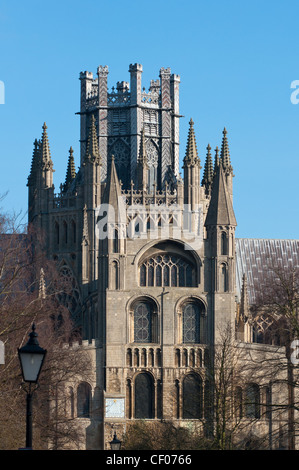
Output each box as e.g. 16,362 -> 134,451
27,63 -> 298,450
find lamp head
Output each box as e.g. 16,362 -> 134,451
18,324 -> 47,383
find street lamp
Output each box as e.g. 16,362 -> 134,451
18,323 -> 47,450
110,431 -> 122,451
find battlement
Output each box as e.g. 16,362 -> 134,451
81,63 -> 179,110
62,338 -> 99,350
122,184 -> 178,207
80,71 -> 94,80
159,67 -> 171,76
77,63 -> 181,187
129,63 -> 143,72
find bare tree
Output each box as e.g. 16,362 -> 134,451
122,420 -> 208,450
0,212 -> 92,449
251,262 -> 299,450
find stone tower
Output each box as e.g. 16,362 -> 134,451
79,64 -> 180,191
27,64 -> 242,449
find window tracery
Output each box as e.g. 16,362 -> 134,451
176,298 -> 206,344
183,303 -> 201,343
57,263 -> 82,318
139,253 -> 196,287
130,297 -> 158,344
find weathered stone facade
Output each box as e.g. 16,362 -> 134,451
27,64 -> 296,450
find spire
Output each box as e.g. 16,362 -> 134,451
220,127 -> 233,174
38,123 -> 54,188
201,143 -> 214,194
239,273 -> 250,321
101,156 -> 126,231
85,115 -> 100,163
205,161 -> 237,227
183,118 -> 201,166
102,155 -> 123,205
236,273 -> 252,341
64,146 -> 76,191
214,146 -> 220,176
27,139 -> 41,186
40,122 -> 53,168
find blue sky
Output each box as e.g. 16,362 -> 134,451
0,0 -> 298,239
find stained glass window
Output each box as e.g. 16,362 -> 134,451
139,254 -> 195,287
140,264 -> 146,287
148,265 -> 154,286
156,265 -> 162,286
134,302 -> 152,343
179,265 -> 185,286
183,303 -> 200,343
171,265 -> 177,286
186,265 -> 192,286
163,265 -> 169,286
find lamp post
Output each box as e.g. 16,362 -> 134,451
110,431 -> 122,450
18,323 -> 47,450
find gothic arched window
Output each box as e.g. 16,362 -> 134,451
134,373 -> 154,419
57,263 -> 82,320
220,263 -> 228,292
111,261 -> 119,290
113,229 -> 119,253
182,303 -> 202,343
131,298 -> 158,344
140,264 -> 146,287
146,139 -> 158,192
134,302 -> 153,343
253,314 -> 282,346
54,222 -> 59,246
71,220 -> 76,245
245,383 -> 260,419
139,253 -> 196,287
265,386 -> 272,420
221,232 -> 228,255
182,374 -> 202,419
177,299 -> 206,345
63,221 -> 68,245
77,382 -> 92,418
108,139 -> 130,189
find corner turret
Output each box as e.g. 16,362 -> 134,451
183,118 -> 201,210
220,127 -> 234,200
